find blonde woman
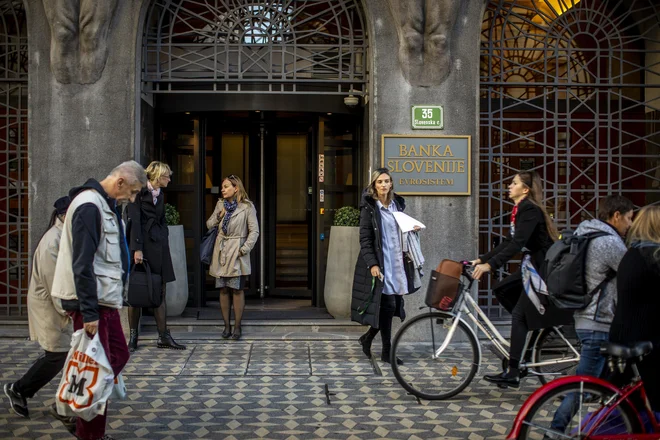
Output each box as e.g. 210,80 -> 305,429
206,175 -> 259,340
610,206 -> 660,411
126,161 -> 185,351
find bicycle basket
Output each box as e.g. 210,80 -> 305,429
425,259 -> 463,311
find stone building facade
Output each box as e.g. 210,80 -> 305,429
0,0 -> 658,319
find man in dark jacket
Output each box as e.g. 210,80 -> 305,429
550,195 -> 633,433
51,161 -> 146,440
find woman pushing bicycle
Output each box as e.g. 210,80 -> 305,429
470,171 -> 573,388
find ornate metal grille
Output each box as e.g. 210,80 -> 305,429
480,0 -> 660,319
0,0 -> 28,317
142,0 -> 367,94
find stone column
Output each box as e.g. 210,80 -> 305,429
26,0 -> 147,337
364,0 -> 485,333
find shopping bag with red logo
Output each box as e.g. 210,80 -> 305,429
55,329 -> 115,421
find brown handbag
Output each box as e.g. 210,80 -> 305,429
425,259 -> 463,311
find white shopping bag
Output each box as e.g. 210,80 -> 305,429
56,329 -> 115,421
110,374 -> 127,401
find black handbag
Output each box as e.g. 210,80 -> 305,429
200,226 -> 218,265
127,260 -> 162,308
403,252 -> 420,294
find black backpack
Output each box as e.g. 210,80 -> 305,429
545,230 -> 614,310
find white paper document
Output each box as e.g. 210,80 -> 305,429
392,212 -> 426,232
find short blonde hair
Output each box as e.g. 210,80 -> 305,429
627,206 -> 660,246
145,161 -> 172,183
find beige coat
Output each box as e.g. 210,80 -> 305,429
28,219 -> 73,352
206,200 -> 259,278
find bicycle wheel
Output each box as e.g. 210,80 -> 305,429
390,312 -> 479,400
518,381 -> 639,439
533,326 -> 581,385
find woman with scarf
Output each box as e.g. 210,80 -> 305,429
206,175 -> 259,340
126,161 -> 186,351
470,171 -> 572,388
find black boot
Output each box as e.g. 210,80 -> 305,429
358,330 -> 377,358
157,330 -> 186,350
128,329 -> 138,353
380,351 -> 404,365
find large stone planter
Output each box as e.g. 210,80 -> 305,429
166,225 -> 189,316
324,226 -> 360,319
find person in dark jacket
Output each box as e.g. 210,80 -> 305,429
350,168 -> 420,364
609,205 -> 660,411
471,171 -> 572,388
126,161 -> 185,351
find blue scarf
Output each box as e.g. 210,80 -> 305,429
221,199 -> 238,235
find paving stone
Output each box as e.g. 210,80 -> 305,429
0,339 -> 536,439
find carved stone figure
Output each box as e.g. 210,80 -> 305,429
43,0 -> 119,84
388,0 -> 460,87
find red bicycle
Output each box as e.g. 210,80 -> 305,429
508,341 -> 660,439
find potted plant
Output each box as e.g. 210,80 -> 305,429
323,206 -> 361,319
165,203 -> 189,316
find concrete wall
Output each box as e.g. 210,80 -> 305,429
363,0 -> 484,330
26,0 -> 145,251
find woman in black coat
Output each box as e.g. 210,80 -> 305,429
471,171 -> 572,387
126,161 -> 185,351
609,206 -> 660,411
350,168 -> 420,364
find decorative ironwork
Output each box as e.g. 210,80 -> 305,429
480,0 -> 660,319
142,0 -> 367,94
0,0 -> 28,317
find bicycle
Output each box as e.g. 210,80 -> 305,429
508,341 -> 659,439
390,261 -> 581,400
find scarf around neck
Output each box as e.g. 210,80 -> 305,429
222,199 -> 239,235
147,181 -> 160,205
510,204 -> 519,237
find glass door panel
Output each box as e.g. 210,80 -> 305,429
275,134 -> 310,293
160,115 -> 203,307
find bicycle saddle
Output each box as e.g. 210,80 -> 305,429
601,341 -> 653,360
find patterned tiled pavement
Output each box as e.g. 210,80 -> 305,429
0,339 -> 541,439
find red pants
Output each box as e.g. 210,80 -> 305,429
69,308 -> 130,440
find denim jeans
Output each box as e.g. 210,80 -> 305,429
550,330 -> 610,432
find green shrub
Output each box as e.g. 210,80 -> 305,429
165,203 -> 180,226
334,206 -> 360,227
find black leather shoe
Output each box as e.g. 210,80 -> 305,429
483,371 -> 520,388
128,329 -> 138,353
230,326 -> 242,340
157,330 -> 186,350
221,326 -> 232,339
358,332 -> 375,358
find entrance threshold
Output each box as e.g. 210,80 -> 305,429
194,298 -> 333,321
